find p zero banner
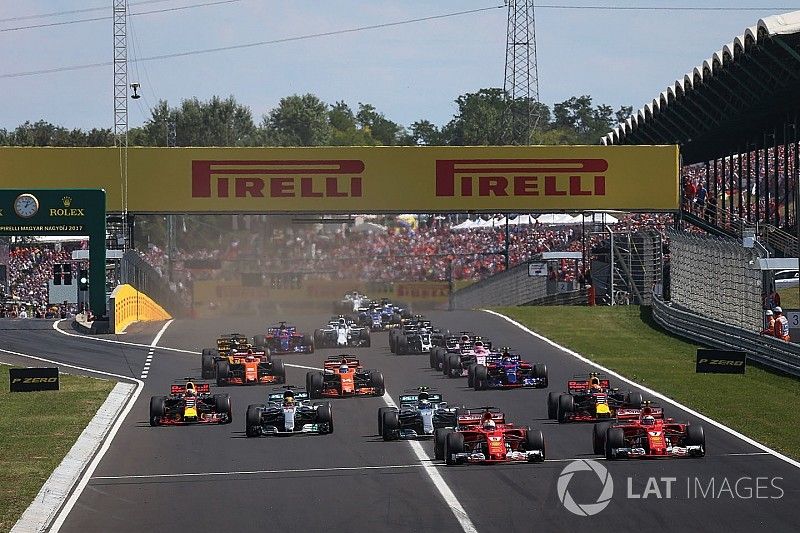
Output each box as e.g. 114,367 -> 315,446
9,367 -> 59,392
695,349 -> 747,374
0,145 -> 679,213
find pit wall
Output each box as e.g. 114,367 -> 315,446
110,284 -> 172,334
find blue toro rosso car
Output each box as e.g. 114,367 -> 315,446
253,322 -> 314,355
472,352 -> 548,391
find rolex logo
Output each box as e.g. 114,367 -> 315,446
62,196 -> 72,207
50,196 -> 84,217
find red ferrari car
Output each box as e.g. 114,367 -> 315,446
593,404 -> 706,459
434,408 -> 545,465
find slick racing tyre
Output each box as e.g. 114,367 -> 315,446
201,349 -> 216,379
271,359 -> 286,384
369,371 -> 385,396
446,354 -> 461,378
149,396 -> 166,427
306,371 -> 324,399
473,364 -> 488,391
434,428 -> 452,460
686,424 -> 706,456
316,403 -> 334,434
253,335 -> 267,349
523,427 -> 545,461
467,364 -> 476,388
533,364 -> 548,387
605,427 -> 625,460
215,360 -> 230,387
626,391 -> 643,408
593,421 -> 612,454
377,407 -> 393,437
445,432 -> 465,465
214,394 -> 233,424
382,410 -> 400,441
557,394 -> 574,423
245,404 -> 263,437
547,392 -> 559,420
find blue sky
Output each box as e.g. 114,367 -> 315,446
0,1 -> 792,131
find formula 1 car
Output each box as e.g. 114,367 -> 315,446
201,333 -> 255,379
389,318 -> 435,354
245,388 -> 333,436
439,337 -> 492,379
254,322 -> 314,355
214,349 -> 285,386
357,303 -> 402,331
547,373 -> 643,423
149,381 -> 232,426
378,388 -> 461,440
314,316 -> 371,348
430,332 -> 488,371
334,291 -> 370,314
592,403 -> 706,459
434,408 -> 545,465
305,355 -> 385,398
470,350 -> 548,390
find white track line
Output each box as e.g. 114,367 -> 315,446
94,463 -> 426,480
381,391 -> 478,533
53,319 -> 195,354
482,309 -> 800,470
91,450 -> 776,482
48,319 -> 173,532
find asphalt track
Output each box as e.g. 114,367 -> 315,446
3,311 -> 799,533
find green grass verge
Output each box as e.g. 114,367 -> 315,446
777,288 -> 799,310
495,306 -> 800,460
0,368 -> 115,533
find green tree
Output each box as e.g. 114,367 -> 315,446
134,96 -> 257,147
261,94 -> 331,146
328,101 -> 374,146
440,88 -> 507,145
355,103 -> 406,145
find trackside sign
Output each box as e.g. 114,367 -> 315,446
10,367 -> 59,392
0,146 -> 679,213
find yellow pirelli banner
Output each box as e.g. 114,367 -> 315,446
0,145 -> 679,212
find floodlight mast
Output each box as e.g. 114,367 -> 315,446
503,0 -> 540,145
113,0 -> 129,251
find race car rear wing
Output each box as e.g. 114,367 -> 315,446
268,391 -> 309,402
399,394 -> 443,404
616,407 -> 664,420
568,379 -> 610,391
170,383 -> 210,395
458,409 -> 506,426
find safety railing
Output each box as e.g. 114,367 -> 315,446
763,224 -> 799,257
652,294 -> 800,377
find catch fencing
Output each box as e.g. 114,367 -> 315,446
451,261 -> 547,309
666,230 -> 763,333
120,250 -> 186,317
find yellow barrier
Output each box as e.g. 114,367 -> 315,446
112,284 -> 172,334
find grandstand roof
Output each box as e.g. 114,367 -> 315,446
601,11 -> 800,164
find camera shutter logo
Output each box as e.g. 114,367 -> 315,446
557,459 -> 614,516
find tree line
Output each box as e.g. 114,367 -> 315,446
0,89 -> 631,147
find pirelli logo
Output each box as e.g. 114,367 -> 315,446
191,160 -> 365,199
435,159 -> 608,197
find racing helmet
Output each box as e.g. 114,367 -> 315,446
185,382 -> 196,395
246,354 -> 256,361
474,340 -> 483,348
483,419 -> 496,430
642,415 -> 655,426
460,335 -> 470,343
418,390 -> 430,407
283,389 -> 294,404
338,317 -> 346,326
590,376 -> 601,389
339,363 -> 349,373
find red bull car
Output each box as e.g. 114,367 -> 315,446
149,381 -> 232,426
305,355 -> 385,398
434,408 -> 545,465
547,373 -> 643,423
593,403 -> 706,459
254,322 -> 314,355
